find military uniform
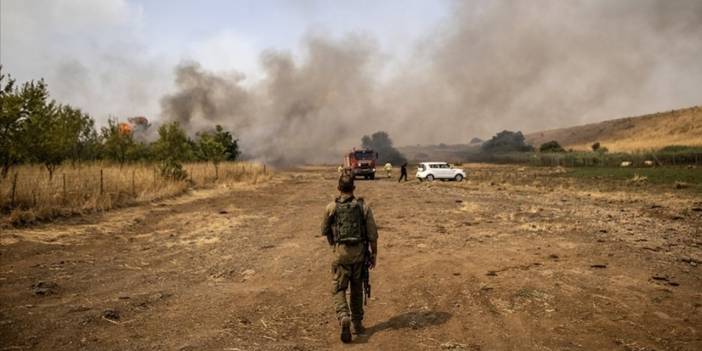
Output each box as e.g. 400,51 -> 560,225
321,194 -> 378,326
398,163 -> 408,182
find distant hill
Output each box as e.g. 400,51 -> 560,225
525,106 -> 702,152
399,106 -> 702,162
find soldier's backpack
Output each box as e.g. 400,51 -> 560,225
334,197 -> 366,244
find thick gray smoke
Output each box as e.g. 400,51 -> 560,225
161,36 -> 381,164
160,0 -> 702,164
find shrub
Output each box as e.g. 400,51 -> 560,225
539,140 -> 565,153
481,130 -> 534,153
9,209 -> 36,227
159,159 -> 188,181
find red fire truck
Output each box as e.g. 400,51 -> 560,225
344,148 -> 378,180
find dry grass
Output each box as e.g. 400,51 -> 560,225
0,161 -> 270,226
526,106 -> 702,152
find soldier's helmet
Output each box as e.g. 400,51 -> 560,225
338,174 -> 355,193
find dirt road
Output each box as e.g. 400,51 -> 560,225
1,166 -> 701,350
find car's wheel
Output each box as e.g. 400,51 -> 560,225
426,174 -> 434,181
455,174 -> 464,182
370,174 -> 375,180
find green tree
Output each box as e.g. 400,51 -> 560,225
196,132 -> 226,179
101,118 -> 135,166
539,140 -> 565,153
21,80 -> 76,179
212,125 -> 239,161
58,105 -> 99,165
481,130 -> 534,153
1,68 -> 100,176
152,121 -> 193,161
127,141 -> 152,162
0,68 -> 26,178
152,122 -> 193,180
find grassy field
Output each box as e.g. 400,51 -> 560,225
462,146 -> 702,167
0,162 -> 270,226
564,166 -> 702,192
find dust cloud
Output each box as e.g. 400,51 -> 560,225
159,0 -> 702,164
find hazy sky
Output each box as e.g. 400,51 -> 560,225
1,0 -> 450,122
1,0 -> 701,155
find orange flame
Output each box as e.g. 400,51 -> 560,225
118,122 -> 132,135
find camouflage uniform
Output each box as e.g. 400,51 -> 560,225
321,194 -> 378,324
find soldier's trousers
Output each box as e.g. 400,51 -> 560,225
331,261 -> 364,322
398,172 -> 407,182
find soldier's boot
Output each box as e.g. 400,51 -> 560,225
352,320 -> 365,335
340,316 -> 352,343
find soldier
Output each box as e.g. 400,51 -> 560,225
320,174 -> 378,343
398,162 -> 408,182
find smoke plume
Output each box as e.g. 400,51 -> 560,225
160,0 -> 702,164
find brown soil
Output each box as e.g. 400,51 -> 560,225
1,166 -> 701,350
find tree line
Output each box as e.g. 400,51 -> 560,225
361,131 -> 407,165
0,68 -> 239,180
472,130 -> 701,166
480,130 -> 604,154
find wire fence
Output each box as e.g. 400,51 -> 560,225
0,162 -> 269,216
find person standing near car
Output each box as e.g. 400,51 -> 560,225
320,174 -> 378,343
398,162 -> 408,182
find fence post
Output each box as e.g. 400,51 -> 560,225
11,172 -> 18,208
62,173 -> 67,205
100,169 -> 104,195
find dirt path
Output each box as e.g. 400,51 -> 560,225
1,166 -> 701,350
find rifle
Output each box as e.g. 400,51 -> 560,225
362,242 -> 372,305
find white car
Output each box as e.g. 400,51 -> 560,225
416,162 -> 466,181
